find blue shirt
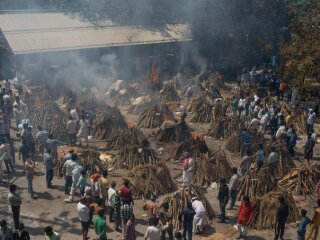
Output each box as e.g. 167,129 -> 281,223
43,153 -> 54,171
297,216 -> 311,235
36,130 -> 48,146
257,150 -> 265,162
241,131 -> 251,144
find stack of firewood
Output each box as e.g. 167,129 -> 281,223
93,106 -> 128,140
160,81 -> 180,102
279,102 -> 307,134
161,186 -> 215,229
193,148 -> 233,186
157,120 -> 191,143
105,127 -> 144,150
125,162 -> 177,198
252,191 -> 299,230
173,135 -> 207,159
278,162 -> 320,196
237,165 -> 277,200
206,116 -> 244,139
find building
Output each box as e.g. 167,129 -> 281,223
0,11 -> 192,83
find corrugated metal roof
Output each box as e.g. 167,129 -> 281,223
0,12 -> 191,54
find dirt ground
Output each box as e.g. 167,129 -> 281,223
0,92 -> 319,240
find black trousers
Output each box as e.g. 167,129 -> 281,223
11,205 -> 20,229
46,169 -> 54,187
183,223 -> 193,240
275,220 -> 286,239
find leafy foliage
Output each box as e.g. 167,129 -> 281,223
281,0 -> 320,88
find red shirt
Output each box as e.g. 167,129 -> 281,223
120,186 -> 133,204
237,201 -> 254,225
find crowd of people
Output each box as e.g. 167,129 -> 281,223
0,72 -> 319,240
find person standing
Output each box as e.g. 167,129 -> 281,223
63,153 -> 78,195
297,209 -> 311,240
121,200 -> 134,238
240,128 -> 251,158
98,170 -> 109,207
77,115 -> 90,147
143,196 -> 157,225
66,115 -> 77,147
288,129 -> 298,157
307,111 -> 316,134
94,208 -> 107,240
179,201 -> 196,240
43,149 -> 54,188
125,214 -> 136,240
256,144 -> 265,170
8,184 -> 22,229
13,105 -> 24,132
19,140 -> 30,164
181,152 -> 194,188
159,202 -> 173,240
35,126 -> 48,158
191,197 -> 206,234
108,181 -> 117,222
306,199 -> 320,240
66,162 -> 82,203
25,156 -> 36,198
144,217 -> 168,240
77,169 -> 87,197
305,134 -> 316,162
70,106 -> 80,122
0,138 -> 14,173
229,167 -> 240,210
113,191 -> 122,232
275,196 -> 289,240
268,147 -> 279,177
217,178 -> 229,223
77,197 -> 91,240
46,133 -> 64,161
240,150 -> 252,176
235,196 -> 254,239
120,179 -> 134,206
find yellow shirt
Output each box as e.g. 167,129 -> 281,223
285,115 -> 293,126
313,207 -> 320,226
98,177 -> 109,199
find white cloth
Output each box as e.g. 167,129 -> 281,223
192,200 -> 206,228
70,109 -> 80,122
77,202 -> 90,222
144,225 -> 168,240
229,174 -> 240,191
77,119 -> 90,137
63,160 -> 78,176
250,118 -> 259,130
182,158 -> 194,187
108,188 -> 116,206
276,126 -> 286,139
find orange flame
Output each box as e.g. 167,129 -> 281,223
127,119 -> 136,129
192,132 -> 201,140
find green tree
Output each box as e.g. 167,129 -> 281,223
281,0 -> 320,88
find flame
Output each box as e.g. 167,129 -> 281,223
192,132 -> 201,140
150,60 -> 159,84
127,119 -> 136,129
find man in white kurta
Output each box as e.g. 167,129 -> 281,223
192,197 -> 206,234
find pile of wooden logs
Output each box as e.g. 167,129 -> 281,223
265,142 -> 295,177
93,106 -> 128,140
127,96 -> 152,115
77,90 -> 98,110
160,81 -> 180,102
252,191 -> 299,230
54,148 -> 108,177
105,127 -> 144,150
111,145 -> 158,169
173,135 -> 207,159
137,104 -> 174,129
126,162 -> 176,198
186,96 -> 207,113
212,98 -> 225,120
278,162 -> 320,196
161,186 -> 215,229
225,133 -> 241,153
237,165 -> 276,200
190,101 -> 213,123
157,120 -> 191,143
27,93 -> 68,140
279,102 -> 307,134
193,148 -> 233,186
206,116 -> 244,139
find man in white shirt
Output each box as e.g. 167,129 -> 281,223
108,181 -> 117,222
191,197 -> 206,234
77,116 -> 90,147
77,197 -> 90,240
63,153 -> 78,194
144,217 -> 168,240
66,116 -> 77,147
70,107 -> 80,122
229,167 -> 240,210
